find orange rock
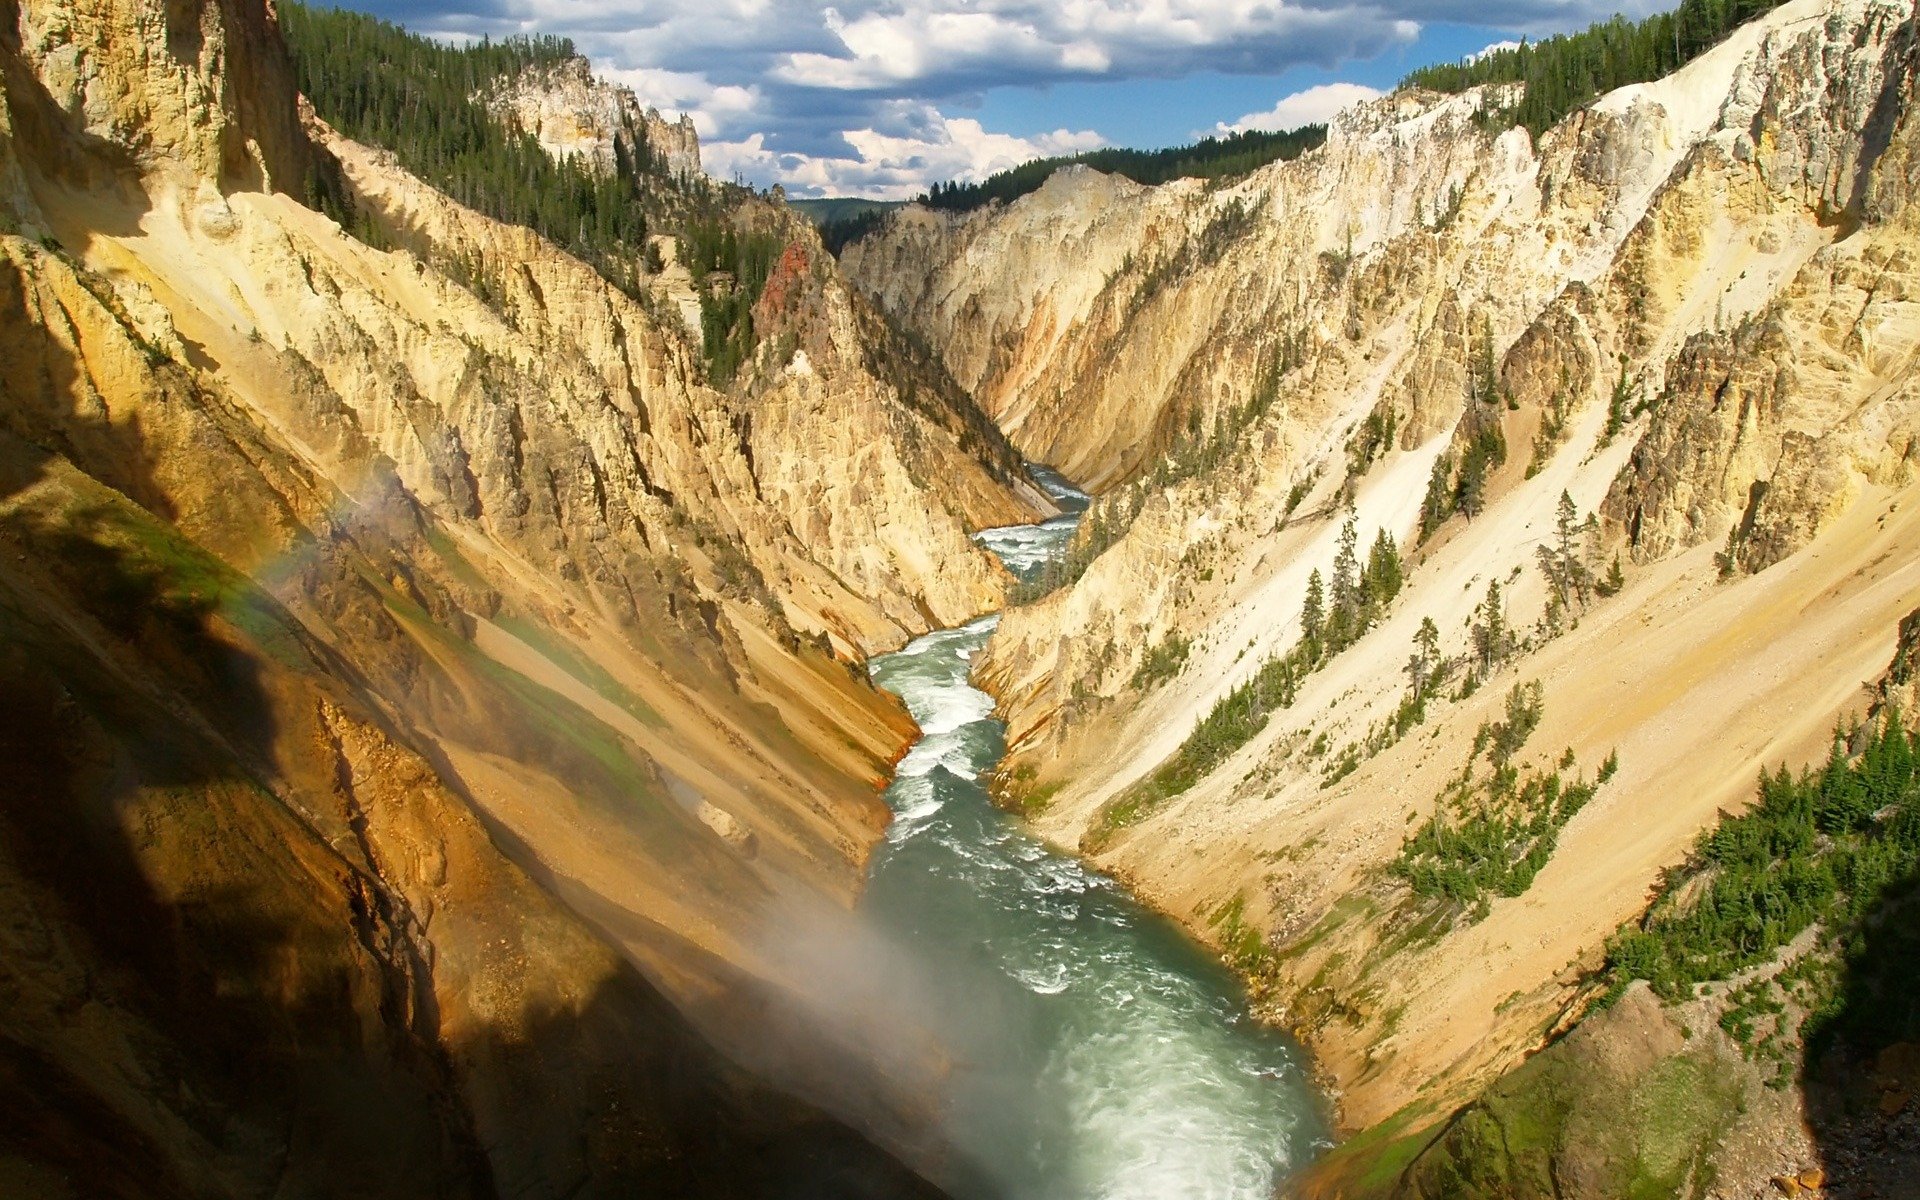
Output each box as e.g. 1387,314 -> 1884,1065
1799,1166 -> 1826,1190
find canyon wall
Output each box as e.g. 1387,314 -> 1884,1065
850,0 -> 1920,1167
0,0 -> 1043,1191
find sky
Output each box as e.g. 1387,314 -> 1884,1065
345,0 -> 1662,199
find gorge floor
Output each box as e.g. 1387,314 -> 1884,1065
860,470 -> 1330,1199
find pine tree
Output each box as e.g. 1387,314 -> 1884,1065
1331,510 -> 1361,628
1367,527 -> 1404,605
1591,550 -> 1627,597
1471,579 -> 1509,677
1473,323 -> 1501,408
1403,0 -> 1791,138
1407,615 -> 1442,701
1419,452 -> 1454,543
1579,513 -> 1604,602
1605,360 -> 1633,442
279,2 -> 786,386
1554,491 -> 1580,579
1537,490 -> 1593,615
1301,568 -> 1326,653
1457,454 -> 1488,518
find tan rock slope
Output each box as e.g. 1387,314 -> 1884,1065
850,0 -> 1920,1148
0,0 -> 1044,1192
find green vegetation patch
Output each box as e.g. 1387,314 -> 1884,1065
790,198 -> 906,254
374,582 -> 716,861
679,222 -> 786,386
1391,684 -> 1616,921
282,3 -> 783,385
490,613 -> 664,729
1207,893 -> 1285,985
1299,1104 -> 1447,1198
1088,512 -> 1404,844
1601,714 -> 1920,1060
419,522 -> 493,597
29,494 -> 312,673
988,762 -> 1065,817
1129,632 -> 1192,690
1395,707 -> 1920,1200
1402,1022 -> 1745,1200
788,197 -> 904,225
285,6 -> 648,273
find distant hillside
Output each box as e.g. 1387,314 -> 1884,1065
791,197 -> 907,253
791,197 -> 906,224
918,126 -> 1326,215
888,0 -> 1785,227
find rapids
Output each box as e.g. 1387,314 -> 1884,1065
861,467 -> 1328,1199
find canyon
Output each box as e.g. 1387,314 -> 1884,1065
3,0 -> 1917,1195
846,0 -> 1920,1190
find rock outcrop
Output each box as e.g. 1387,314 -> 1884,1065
849,0 -> 1920,1152
485,57 -> 701,180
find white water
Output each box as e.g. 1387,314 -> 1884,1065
861,465 -> 1327,1199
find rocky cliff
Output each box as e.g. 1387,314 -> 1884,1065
848,0 -> 1920,1168
0,0 -> 1043,1192
486,57 -> 702,180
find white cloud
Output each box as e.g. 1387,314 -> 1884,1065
703,111 -> 1104,199
763,2 -> 1417,95
600,67 -> 759,138
1465,39 -> 1523,63
368,0 -> 1646,195
1214,82 -> 1384,135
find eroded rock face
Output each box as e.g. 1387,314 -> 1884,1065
843,166 -> 1171,487
3,0 -> 307,190
1873,608 -> 1920,721
311,123 -> 1034,657
484,57 -> 701,180
0,0 -> 1036,1192
855,0 -> 1920,1141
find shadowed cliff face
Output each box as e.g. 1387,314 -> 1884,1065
0,251 -> 944,1198
0,538 -> 943,1200
0,0 -> 1044,1193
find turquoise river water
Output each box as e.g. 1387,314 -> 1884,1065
860,468 -> 1329,1199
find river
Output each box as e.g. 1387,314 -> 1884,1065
860,467 -> 1329,1199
